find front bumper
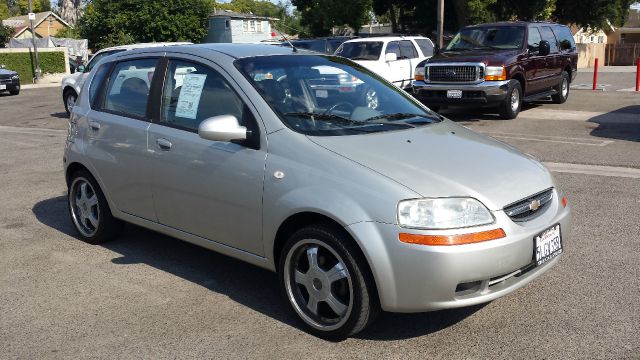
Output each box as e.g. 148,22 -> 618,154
0,78 -> 20,92
412,80 -> 510,106
346,189 -> 570,313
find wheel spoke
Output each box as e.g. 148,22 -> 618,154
80,182 -> 89,202
294,270 -> 309,287
86,194 -> 98,208
306,246 -> 319,271
87,212 -> 99,228
325,293 -> 348,316
306,294 -> 319,315
325,262 -> 347,284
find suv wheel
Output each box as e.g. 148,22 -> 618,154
64,89 -> 78,116
68,170 -> 122,244
499,80 -> 522,120
279,225 -> 379,338
552,71 -> 570,104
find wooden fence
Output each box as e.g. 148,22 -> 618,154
605,43 -> 640,66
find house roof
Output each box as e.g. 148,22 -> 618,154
2,11 -> 70,38
211,9 -> 278,21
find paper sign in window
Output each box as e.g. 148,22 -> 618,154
175,73 -> 207,119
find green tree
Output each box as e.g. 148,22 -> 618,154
0,24 -> 14,46
292,0 -> 370,36
0,1 -> 11,20
78,0 -> 212,50
554,0 -> 635,30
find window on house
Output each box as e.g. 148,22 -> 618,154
225,20 -> 230,29
249,20 -> 256,32
243,20 -> 249,32
257,21 -> 263,32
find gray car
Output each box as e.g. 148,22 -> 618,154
63,44 -> 570,338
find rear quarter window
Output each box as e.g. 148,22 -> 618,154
89,63 -> 112,110
415,39 -> 434,57
552,26 -> 576,51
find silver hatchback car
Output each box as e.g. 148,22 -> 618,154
64,44 -> 570,338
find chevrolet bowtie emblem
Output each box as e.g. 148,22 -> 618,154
529,199 -> 541,211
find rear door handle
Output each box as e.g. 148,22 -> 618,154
88,120 -> 101,131
156,138 -> 172,151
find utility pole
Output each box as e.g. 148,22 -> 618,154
28,0 -> 42,82
437,0 -> 444,48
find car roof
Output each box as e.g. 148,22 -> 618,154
98,42 -> 192,53
122,43 -> 317,59
343,36 -> 430,43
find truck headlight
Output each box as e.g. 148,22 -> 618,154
398,198 -> 494,229
11,74 -> 19,80
485,66 -> 506,81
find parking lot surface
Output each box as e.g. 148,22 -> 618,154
1,87 -> 639,359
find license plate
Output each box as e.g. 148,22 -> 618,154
535,224 -> 562,266
0,85 -> 6,90
447,90 -> 462,98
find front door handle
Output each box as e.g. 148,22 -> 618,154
88,120 -> 101,131
156,138 -> 172,151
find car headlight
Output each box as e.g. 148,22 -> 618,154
484,66 -> 506,81
398,197 -> 494,229
11,74 -> 19,80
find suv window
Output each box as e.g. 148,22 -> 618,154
103,58 -> 157,119
89,63 -> 111,109
160,60 -> 245,132
551,25 -> 576,51
399,40 -> 418,59
335,41 -> 383,60
385,41 -> 401,58
415,39 -> 434,57
540,26 -> 559,53
528,27 -> 542,54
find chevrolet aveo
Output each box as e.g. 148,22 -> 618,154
64,44 -> 570,338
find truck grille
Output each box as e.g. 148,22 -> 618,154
428,65 -> 480,83
504,189 -> 554,221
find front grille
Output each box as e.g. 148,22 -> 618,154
428,65 -> 479,82
503,188 -> 554,221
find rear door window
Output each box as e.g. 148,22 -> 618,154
528,27 -> 542,54
89,63 -> 111,109
540,26 -> 559,54
399,40 -> 418,59
551,25 -> 576,51
103,58 -> 158,119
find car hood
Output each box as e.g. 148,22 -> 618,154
0,69 -> 17,77
307,121 -> 553,210
427,49 -> 521,66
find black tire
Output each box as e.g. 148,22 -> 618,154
63,89 -> 78,116
278,224 -> 380,339
9,88 -> 19,96
68,170 -> 122,244
499,80 -> 522,120
551,71 -> 570,104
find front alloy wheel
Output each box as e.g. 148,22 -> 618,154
280,226 -> 379,338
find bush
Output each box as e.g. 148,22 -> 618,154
0,50 -> 66,83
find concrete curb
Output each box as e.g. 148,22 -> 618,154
21,83 -> 60,90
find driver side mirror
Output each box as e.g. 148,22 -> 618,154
538,40 -> 550,56
77,65 -> 86,73
385,53 -> 397,62
198,115 -> 247,142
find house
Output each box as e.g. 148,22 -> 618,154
2,11 -> 70,39
607,4 -> 640,44
573,27 -> 609,44
204,10 -> 278,43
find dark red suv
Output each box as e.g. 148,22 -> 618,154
412,21 -> 578,119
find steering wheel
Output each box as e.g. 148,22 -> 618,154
323,101 -> 354,115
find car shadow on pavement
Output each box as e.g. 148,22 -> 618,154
32,195 -> 484,341
50,112 -> 68,119
441,103 -> 542,122
587,105 -> 640,142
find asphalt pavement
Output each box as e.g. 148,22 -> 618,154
0,87 -> 639,359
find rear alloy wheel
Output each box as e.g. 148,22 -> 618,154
64,89 -> 78,116
499,80 -> 522,119
279,225 -> 379,338
552,71 -> 570,104
68,170 -> 122,244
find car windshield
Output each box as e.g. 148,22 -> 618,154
334,42 -> 383,60
446,26 -> 525,51
235,55 -> 439,136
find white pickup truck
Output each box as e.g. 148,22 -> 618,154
334,36 -> 434,89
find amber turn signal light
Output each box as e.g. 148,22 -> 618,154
415,75 -> 425,81
399,228 -> 506,246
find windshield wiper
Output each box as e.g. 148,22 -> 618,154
363,113 -> 438,123
284,112 -> 416,128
